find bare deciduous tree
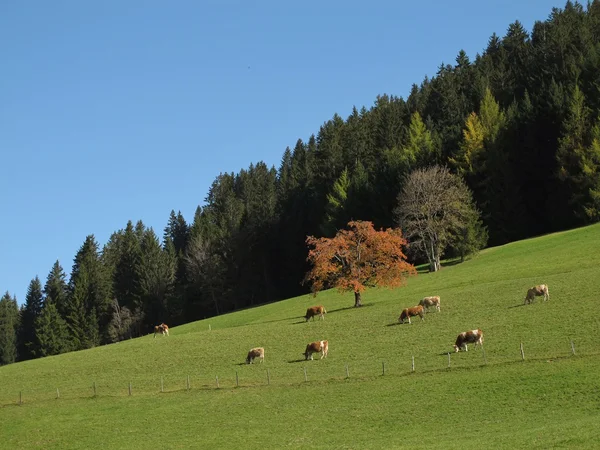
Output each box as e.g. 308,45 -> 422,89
395,166 -> 484,272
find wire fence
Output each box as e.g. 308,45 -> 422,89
2,340 -> 593,408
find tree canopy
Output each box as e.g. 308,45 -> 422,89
395,166 -> 487,272
304,220 -> 416,307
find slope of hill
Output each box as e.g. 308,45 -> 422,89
2,224 -> 600,449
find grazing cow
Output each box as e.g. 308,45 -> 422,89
419,296 -> 441,312
154,323 -> 169,338
398,305 -> 425,324
246,347 -> 265,364
303,340 -> 329,360
305,305 -> 327,322
524,284 -> 549,304
453,329 -> 484,352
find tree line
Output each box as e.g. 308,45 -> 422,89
2,1 -> 600,365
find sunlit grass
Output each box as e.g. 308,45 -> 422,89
1,223 -> 600,448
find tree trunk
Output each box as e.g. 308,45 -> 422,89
211,289 -> 220,315
354,291 -> 363,307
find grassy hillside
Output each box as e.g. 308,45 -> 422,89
2,224 -> 600,449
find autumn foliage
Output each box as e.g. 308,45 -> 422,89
304,220 -> 417,307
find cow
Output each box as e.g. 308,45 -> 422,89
246,347 -> 265,364
154,323 -> 169,338
524,284 -> 549,304
303,340 -> 329,360
453,328 -> 484,352
418,296 -> 441,312
304,305 -> 327,322
398,305 -> 425,324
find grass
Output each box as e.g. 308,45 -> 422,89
2,223 -> 600,449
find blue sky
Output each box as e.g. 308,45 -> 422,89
1,0 -> 564,304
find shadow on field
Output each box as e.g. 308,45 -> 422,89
508,303 -> 527,309
385,321 -> 403,327
327,303 -> 374,314
416,258 -> 462,274
287,358 -> 307,363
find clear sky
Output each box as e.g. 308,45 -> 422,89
1,0 -> 564,304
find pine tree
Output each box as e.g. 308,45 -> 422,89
0,292 -> 19,365
17,276 -> 43,360
557,84 -> 599,220
402,111 -> 439,170
67,235 -> 108,348
66,266 -> 99,350
137,228 -> 176,325
35,302 -> 70,357
113,221 -> 142,310
43,261 -> 69,318
321,168 -> 350,236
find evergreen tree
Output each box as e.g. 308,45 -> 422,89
0,292 -> 19,365
66,266 -> 99,350
35,302 -> 70,357
113,221 -> 142,310
137,228 -> 176,325
17,276 -> 43,360
557,84 -> 600,221
321,168 -> 350,236
401,111 -> 439,171
43,261 -> 69,318
67,235 -> 108,348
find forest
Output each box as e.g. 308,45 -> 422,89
1,1 -> 599,365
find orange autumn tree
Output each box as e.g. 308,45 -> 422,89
304,220 -> 417,307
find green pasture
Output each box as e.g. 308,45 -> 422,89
1,224 -> 600,449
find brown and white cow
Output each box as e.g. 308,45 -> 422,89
453,329 -> 483,352
153,323 -> 169,338
524,284 -> 549,304
418,296 -> 441,312
398,305 -> 425,324
303,340 -> 329,360
305,305 -> 327,322
246,347 -> 265,364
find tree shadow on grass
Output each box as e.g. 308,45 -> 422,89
327,303 -> 375,314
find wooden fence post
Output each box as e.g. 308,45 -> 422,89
411,356 -> 415,372
447,352 -> 451,368
19,391 -> 22,405
345,364 -> 349,379
128,382 -> 132,396
216,376 -> 219,388
56,388 -> 60,399
520,342 -> 525,361
303,367 -> 308,382
187,375 -> 190,391
570,341 -> 576,355
236,370 -> 239,387
382,361 -> 385,376
267,369 -> 270,385
161,376 -> 164,393
93,382 -> 97,397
